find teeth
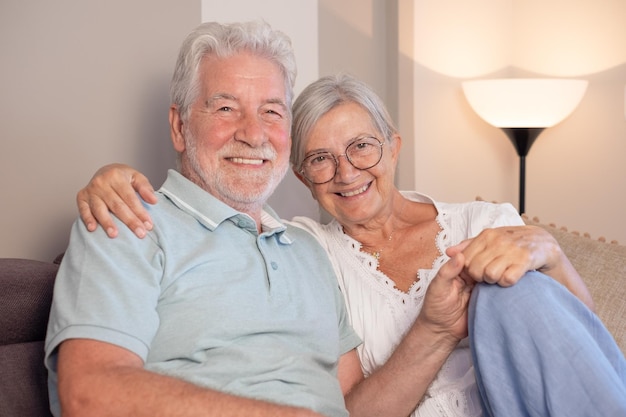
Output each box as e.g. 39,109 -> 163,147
340,184 -> 369,197
230,157 -> 263,165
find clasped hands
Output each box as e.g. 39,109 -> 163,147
418,224 -> 563,343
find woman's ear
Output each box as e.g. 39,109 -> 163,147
169,105 -> 186,152
389,133 -> 402,163
293,167 -> 318,201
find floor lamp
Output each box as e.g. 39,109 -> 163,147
462,78 -> 588,214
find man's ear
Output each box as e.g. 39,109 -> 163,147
169,105 -> 186,152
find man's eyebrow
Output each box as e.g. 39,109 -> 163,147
266,98 -> 289,112
208,93 -> 237,103
206,94 -> 286,108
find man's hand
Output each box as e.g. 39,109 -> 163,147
77,163 -> 157,238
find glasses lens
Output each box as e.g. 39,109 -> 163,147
300,137 -> 384,184
346,137 -> 383,169
301,152 -> 336,184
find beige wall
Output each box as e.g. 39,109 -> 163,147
0,0 -> 200,261
404,0 -> 626,242
3,0 -> 625,262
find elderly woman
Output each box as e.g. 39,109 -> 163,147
76,74 -> 625,416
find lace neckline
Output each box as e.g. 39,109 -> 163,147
329,197 -> 451,295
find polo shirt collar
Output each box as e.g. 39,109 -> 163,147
158,170 -> 290,241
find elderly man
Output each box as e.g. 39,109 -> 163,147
45,20 -> 363,417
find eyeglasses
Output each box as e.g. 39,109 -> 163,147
299,136 -> 384,184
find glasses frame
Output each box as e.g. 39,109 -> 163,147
299,136 -> 385,184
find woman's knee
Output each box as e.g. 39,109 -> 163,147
471,270 -> 560,314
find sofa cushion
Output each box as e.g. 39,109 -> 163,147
0,258 -> 57,417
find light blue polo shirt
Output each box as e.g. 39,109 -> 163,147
45,169 -> 361,417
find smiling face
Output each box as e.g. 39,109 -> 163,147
170,52 -> 291,214
297,101 -> 400,228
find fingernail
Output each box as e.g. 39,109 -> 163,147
135,228 -> 146,238
144,221 -> 153,230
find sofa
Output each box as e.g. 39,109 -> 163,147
1,257 -> 58,417
1,219 -> 625,416
521,215 -> 626,353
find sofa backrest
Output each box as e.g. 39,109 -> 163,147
0,258 -> 57,417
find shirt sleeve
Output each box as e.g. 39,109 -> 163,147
45,217 -> 163,371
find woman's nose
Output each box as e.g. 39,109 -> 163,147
334,154 -> 359,183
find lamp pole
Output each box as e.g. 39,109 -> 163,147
500,128 -> 545,215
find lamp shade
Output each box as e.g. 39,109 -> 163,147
462,78 -> 588,128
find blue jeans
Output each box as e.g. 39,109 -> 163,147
469,271 -> 626,417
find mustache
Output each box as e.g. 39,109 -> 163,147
220,143 -> 277,161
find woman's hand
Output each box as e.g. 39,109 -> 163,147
418,252 -> 474,343
447,226 -> 555,286
77,163 -> 157,238
447,225 -> 594,310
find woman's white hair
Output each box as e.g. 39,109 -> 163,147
290,73 -> 398,169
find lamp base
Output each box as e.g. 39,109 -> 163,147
500,128 -> 545,214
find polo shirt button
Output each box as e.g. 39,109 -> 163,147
271,261 -> 278,270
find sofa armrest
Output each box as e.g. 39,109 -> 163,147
523,217 -> 626,355
0,258 -> 58,417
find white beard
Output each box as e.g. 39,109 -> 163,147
181,129 -> 289,211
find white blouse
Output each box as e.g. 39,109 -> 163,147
289,192 -> 523,417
